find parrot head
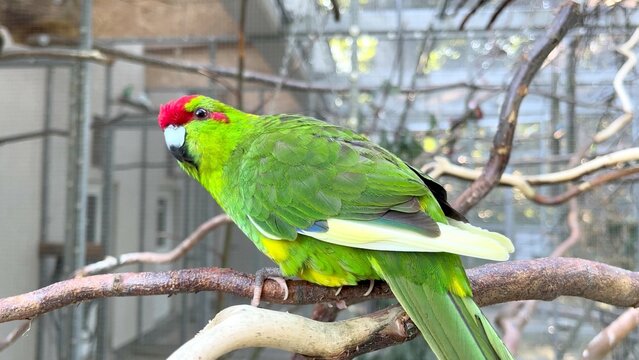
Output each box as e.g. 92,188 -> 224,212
157,95 -> 239,174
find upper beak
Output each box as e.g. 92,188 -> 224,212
164,125 -> 196,166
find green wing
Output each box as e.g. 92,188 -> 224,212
238,115 -> 432,237
237,115 -> 513,261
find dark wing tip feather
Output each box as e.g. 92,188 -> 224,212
405,163 -> 468,223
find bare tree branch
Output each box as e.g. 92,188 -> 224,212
498,199 -> 581,352
592,26 -> 639,143
459,0 -> 490,30
169,305 -> 416,360
452,1 -> 581,214
330,0 -> 340,22
582,308 -> 639,360
74,214 -> 231,277
485,0 -> 516,29
2,258 -> 639,324
0,321 -> 30,352
424,148 -> 639,204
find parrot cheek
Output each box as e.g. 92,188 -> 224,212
164,125 -> 197,168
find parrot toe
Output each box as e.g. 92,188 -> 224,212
251,267 -> 289,307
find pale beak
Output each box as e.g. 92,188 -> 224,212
163,125 -> 195,166
164,125 -> 185,149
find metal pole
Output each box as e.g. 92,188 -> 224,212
180,179 -> 192,343
349,0 -> 360,131
136,123 -> 148,344
70,0 -> 93,358
96,64 -> 114,360
36,65 -> 54,360
61,61 -> 79,360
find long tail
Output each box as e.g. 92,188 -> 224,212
370,252 -> 513,360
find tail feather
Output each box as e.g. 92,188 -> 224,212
371,253 -> 513,360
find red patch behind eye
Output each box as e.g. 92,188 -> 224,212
158,95 -> 198,129
211,112 -> 229,123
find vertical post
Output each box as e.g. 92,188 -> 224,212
96,64 -> 114,360
61,61 -> 79,360
36,65 -> 54,360
349,0 -> 360,131
549,71 -> 560,198
70,0 -> 94,358
566,36 -> 578,154
179,179 -> 192,343
136,121 -> 149,344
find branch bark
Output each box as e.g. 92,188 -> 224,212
2,258 -> 639,324
452,1 -> 581,214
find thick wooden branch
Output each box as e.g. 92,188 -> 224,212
2,258 -> 639,325
453,1 -> 581,213
168,305 -> 417,360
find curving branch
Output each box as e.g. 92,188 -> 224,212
452,1 -> 581,214
592,27 -> 639,143
582,308 -> 639,360
168,305 -> 416,360
74,214 -> 231,277
424,148 -> 639,205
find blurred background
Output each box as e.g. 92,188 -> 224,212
1,0 -> 639,359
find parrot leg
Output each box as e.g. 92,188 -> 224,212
334,286 -> 343,296
251,267 -> 289,307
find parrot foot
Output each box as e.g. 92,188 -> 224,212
363,280 -> 375,297
334,280 -> 374,297
251,267 -> 289,307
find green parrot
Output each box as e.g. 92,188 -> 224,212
158,94 -> 514,359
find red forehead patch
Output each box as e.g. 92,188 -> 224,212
158,95 -> 198,129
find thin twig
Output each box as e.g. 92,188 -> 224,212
0,321 -> 30,352
452,1 -> 581,214
592,26 -> 639,143
485,0 -> 515,29
73,214 -> 231,277
423,149 -> 639,203
459,0 -> 490,30
330,0 -> 340,22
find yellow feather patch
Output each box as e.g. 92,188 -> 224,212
449,276 -> 472,297
299,267 -> 349,287
261,237 -> 290,263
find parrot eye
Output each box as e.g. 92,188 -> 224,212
194,108 -> 209,120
